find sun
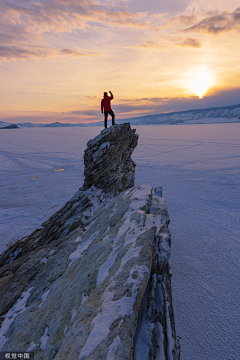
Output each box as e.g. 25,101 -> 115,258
191,68 -> 211,98
183,66 -> 214,99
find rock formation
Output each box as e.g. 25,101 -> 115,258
0,123 -> 179,359
83,123 -> 138,195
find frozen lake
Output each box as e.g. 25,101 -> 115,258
0,123 -> 240,359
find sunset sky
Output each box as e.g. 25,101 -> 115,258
1,0 -> 240,123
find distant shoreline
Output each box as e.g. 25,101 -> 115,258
1,103 -> 240,128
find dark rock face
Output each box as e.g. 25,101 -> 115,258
0,124 -> 19,129
83,123 -> 138,195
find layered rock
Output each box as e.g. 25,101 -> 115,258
0,124 -> 179,359
83,123 -> 138,195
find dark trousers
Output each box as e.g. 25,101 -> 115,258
104,109 -> 115,128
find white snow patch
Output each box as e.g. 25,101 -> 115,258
4,247 -> 22,266
134,317 -> 154,360
160,239 -> 170,252
68,230 -> 99,267
40,257 -> 47,264
80,292 -> 88,307
128,184 -> 152,211
40,326 -> 49,350
70,308 -> 77,322
122,188 -> 132,200
106,335 -> 121,360
97,246 -> 120,285
74,236 -> 81,243
0,287 -> 33,349
38,290 -> 50,309
64,326 -> 68,336
79,264 -> 149,360
48,250 -> 56,256
26,341 -> 38,352
145,213 -> 162,233
114,244 -> 142,279
156,322 -> 165,360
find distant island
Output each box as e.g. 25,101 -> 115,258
0,124 -> 19,129
0,103 -> 240,128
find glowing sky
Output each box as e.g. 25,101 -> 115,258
1,0 -> 240,123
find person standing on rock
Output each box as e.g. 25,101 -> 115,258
101,91 -> 116,128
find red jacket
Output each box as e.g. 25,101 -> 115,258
101,93 -> 113,112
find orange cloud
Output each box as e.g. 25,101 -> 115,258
160,35 -> 201,48
0,45 -> 58,61
60,49 -> 101,57
0,45 -> 101,62
125,41 -> 166,50
177,38 -> 201,48
1,1 -> 148,35
0,0 -> 150,63
162,14 -> 199,29
183,8 -> 240,34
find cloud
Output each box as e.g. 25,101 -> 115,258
0,0 -> 150,62
125,41 -> 166,50
163,14 -> 199,28
68,110 -> 100,116
177,37 -> 201,48
0,45 -> 58,61
119,97 -> 171,103
1,1 -> 149,35
82,95 -> 98,99
60,49 -> 101,57
183,7 -> 240,34
0,45 -> 101,61
160,34 -> 201,48
112,90 -> 240,116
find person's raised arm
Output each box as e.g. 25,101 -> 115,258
109,91 -> 114,100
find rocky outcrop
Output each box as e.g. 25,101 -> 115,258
83,123 -> 138,195
0,124 -> 137,264
0,123 -> 179,359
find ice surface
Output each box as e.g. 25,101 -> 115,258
0,124 -> 240,359
0,127 -> 100,254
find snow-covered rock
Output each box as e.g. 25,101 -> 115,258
0,124 -> 178,359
